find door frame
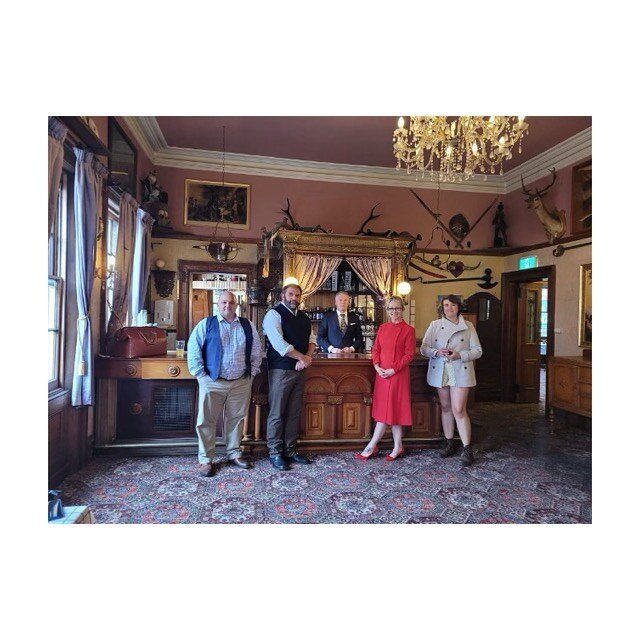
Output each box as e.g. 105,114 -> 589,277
177,259 -> 258,340
501,265 -> 556,406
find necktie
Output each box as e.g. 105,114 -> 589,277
339,314 -> 347,333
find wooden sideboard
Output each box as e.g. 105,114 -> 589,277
547,356 -> 592,419
94,353 -> 442,454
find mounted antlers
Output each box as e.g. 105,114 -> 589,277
356,203 -> 382,235
278,198 -> 330,233
280,197 -> 297,228
520,167 -> 566,243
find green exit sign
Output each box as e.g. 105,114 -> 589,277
519,255 -> 538,270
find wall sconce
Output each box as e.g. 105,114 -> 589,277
397,280 -> 411,298
152,259 -> 176,298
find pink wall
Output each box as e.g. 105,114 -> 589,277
158,167 -> 505,250
503,165 -> 576,246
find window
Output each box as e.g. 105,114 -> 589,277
48,173 -> 68,392
540,286 -> 548,356
105,196 -> 119,329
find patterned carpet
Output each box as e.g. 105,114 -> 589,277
57,400 -> 591,524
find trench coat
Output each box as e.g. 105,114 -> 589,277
420,315 -> 482,388
371,320 -> 415,426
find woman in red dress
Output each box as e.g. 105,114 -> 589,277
356,296 -> 415,461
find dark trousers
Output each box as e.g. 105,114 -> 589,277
266,368 -> 306,456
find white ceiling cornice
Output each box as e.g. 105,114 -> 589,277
504,127 -> 592,191
125,117 -> 591,195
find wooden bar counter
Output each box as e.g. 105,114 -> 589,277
95,352 -> 442,454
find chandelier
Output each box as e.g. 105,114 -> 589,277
193,125 -> 239,262
194,235 -> 239,262
393,116 -> 528,182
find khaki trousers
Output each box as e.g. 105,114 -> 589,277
196,376 -> 252,464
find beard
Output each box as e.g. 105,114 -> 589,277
284,299 -> 299,311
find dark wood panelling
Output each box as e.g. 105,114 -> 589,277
466,292 -> 502,401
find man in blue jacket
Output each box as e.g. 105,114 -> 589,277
187,290 -> 262,477
317,291 -> 364,354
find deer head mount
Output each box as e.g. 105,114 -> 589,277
521,168 -> 566,243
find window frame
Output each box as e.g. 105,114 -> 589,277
104,192 -> 121,331
48,172 -> 68,393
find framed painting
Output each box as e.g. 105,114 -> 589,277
184,179 -> 250,230
571,160 -> 592,235
107,117 -> 137,198
578,263 -> 592,348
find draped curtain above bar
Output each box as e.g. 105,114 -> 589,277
293,254 -> 342,303
346,256 -> 393,300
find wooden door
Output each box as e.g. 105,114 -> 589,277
515,281 -> 543,403
466,293 -> 502,401
191,290 -> 211,328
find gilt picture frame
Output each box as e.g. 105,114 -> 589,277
107,117 -> 137,198
184,179 -> 250,230
571,160 -> 592,235
578,263 -> 592,348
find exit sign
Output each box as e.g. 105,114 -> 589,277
519,255 -> 538,269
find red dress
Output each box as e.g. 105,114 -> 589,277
371,320 -> 415,426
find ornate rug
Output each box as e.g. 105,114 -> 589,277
57,401 -> 591,524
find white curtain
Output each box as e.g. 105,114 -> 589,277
48,118 -> 68,236
72,150 -> 108,407
107,193 -> 138,335
130,209 -> 156,324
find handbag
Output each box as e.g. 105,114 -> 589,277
48,490 -> 65,521
105,326 -> 167,358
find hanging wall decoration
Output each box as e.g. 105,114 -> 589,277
410,188 -> 497,249
409,267 -> 497,289
410,252 -> 481,278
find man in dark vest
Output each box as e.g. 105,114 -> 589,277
262,283 -> 316,470
317,290 -> 364,353
187,290 -> 263,477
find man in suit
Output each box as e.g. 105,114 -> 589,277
262,284 -> 316,471
187,290 -> 263,477
317,291 -> 364,354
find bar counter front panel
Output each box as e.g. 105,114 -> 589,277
95,353 -> 442,452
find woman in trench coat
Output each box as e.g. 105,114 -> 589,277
420,295 -> 482,466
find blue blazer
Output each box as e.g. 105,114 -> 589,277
317,310 -> 364,353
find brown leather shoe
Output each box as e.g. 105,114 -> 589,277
229,457 -> 253,469
199,463 -> 216,477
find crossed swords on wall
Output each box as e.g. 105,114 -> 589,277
407,189 -> 499,288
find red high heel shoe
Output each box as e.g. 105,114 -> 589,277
355,445 -> 379,460
385,447 -> 405,461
